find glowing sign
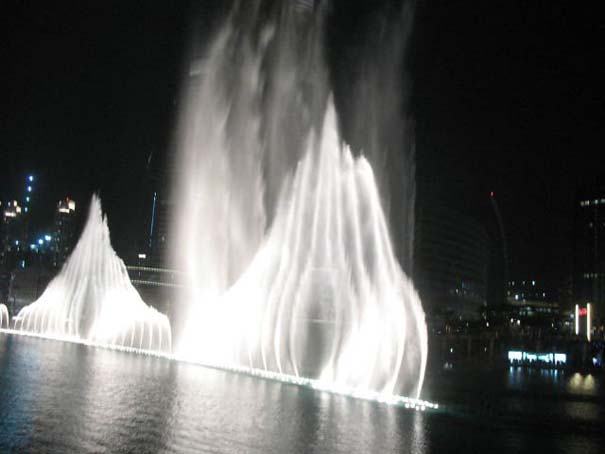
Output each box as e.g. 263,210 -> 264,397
507,350 -> 567,364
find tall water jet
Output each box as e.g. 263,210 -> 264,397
172,1 -> 427,397
0,304 -> 9,329
11,195 -> 171,353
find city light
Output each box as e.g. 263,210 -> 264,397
508,351 -> 567,365
27,186 -> 32,192
138,253 -> 147,259
28,175 -> 34,182
37,239 -> 43,245
575,304 -> 579,335
44,235 -> 51,241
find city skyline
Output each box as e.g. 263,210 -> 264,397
1,2 -> 604,452
2,0 -> 603,282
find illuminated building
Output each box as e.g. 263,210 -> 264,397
573,186 -> 605,325
506,279 -> 559,317
0,200 -> 25,266
51,197 -> 77,267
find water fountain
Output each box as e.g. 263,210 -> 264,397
0,304 -> 9,329
7,195 -> 171,354
172,1 -> 428,399
0,0 -> 433,410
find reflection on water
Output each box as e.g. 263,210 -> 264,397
1,334 -> 604,453
567,373 -> 597,395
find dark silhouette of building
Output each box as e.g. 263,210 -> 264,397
414,205 -> 489,322
146,188 -> 172,267
574,186 -> 605,324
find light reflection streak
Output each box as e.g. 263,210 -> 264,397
0,328 -> 439,412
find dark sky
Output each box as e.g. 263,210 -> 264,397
1,1 -> 603,282
1,0 -> 191,258
410,1 -> 603,284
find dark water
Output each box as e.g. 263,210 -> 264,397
1,334 -> 604,453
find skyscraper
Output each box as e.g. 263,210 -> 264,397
51,198 -> 77,267
414,205 -> 489,322
574,186 -> 605,324
0,200 -> 25,267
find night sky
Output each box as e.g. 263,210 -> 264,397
2,1 -> 603,285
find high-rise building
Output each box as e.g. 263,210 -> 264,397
414,205 -> 489,322
573,186 -> 605,324
51,197 -> 77,267
0,200 -> 25,267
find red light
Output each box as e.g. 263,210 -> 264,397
578,308 -> 587,316
490,191 -> 494,198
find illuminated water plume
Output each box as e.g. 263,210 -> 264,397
0,304 -> 9,329
11,195 -> 171,353
177,104 -> 427,396
173,2 -> 427,398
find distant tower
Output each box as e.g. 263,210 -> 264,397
51,198 -> 77,267
489,191 -> 509,282
489,191 -> 509,306
0,200 -> 25,267
574,186 -> 605,323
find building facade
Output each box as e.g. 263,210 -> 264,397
414,205 -> 489,322
51,198 -> 77,267
574,186 -> 605,324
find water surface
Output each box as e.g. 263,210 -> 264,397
1,334 -> 603,453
